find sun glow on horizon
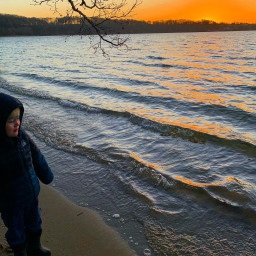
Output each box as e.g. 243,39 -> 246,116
0,0 -> 256,23
200,16 -> 219,23
133,0 -> 256,24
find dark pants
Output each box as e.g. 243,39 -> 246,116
1,198 -> 42,246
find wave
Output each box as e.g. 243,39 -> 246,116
23,114 -> 112,166
59,98 -> 256,153
111,152 -> 256,218
36,100 -> 256,154
1,76 -> 256,155
118,77 -> 160,87
128,60 -> 183,69
12,72 -> 256,122
14,71 -> 162,90
11,72 -> 164,100
1,78 -> 256,156
226,56 -> 256,61
17,72 -> 256,122
130,59 -> 255,77
14,71 -> 256,115
117,177 -> 155,207
147,55 -> 167,60
173,175 -> 255,210
12,72 -> 92,90
9,92 -> 254,218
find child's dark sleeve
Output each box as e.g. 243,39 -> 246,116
28,137 -> 54,184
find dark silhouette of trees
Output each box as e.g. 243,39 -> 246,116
0,13 -> 256,38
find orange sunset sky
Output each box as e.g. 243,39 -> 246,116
0,0 -> 256,23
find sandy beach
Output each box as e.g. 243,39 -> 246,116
0,184 -> 136,256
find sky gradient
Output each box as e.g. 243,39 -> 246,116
134,0 -> 256,23
0,0 -> 256,23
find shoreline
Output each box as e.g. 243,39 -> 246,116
0,29 -> 256,39
0,184 -> 136,256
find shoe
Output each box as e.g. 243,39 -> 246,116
11,243 -> 27,256
26,230 -> 51,256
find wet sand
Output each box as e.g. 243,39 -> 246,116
0,184 -> 136,256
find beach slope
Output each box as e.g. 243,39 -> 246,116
0,184 -> 136,256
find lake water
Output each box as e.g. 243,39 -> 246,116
0,31 -> 256,256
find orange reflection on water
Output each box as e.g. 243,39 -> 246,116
161,81 -> 209,92
174,176 -> 235,188
176,89 -> 226,106
186,73 -> 228,83
168,85 -> 256,114
129,108 -> 233,139
229,98 -> 256,114
110,78 -> 256,114
186,74 -> 203,80
170,119 -> 232,138
130,152 -> 162,170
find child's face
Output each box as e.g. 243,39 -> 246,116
5,108 -> 21,137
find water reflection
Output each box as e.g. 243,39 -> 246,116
174,175 -> 235,188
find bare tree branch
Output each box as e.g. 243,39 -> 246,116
32,0 -> 141,53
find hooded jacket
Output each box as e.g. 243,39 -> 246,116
0,93 -> 54,211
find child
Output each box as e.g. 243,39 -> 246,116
0,93 -> 54,256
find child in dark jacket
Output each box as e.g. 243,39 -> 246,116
0,93 -> 54,256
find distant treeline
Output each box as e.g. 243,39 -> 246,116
1,13 -> 256,36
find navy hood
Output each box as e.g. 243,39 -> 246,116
0,93 -> 24,139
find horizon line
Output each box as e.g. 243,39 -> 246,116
1,13 -> 256,25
